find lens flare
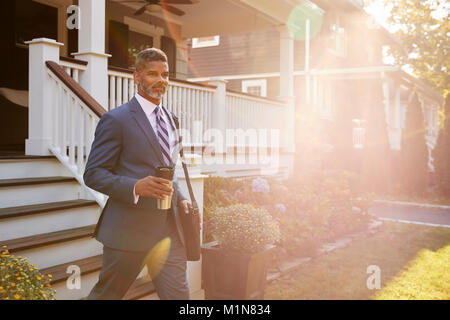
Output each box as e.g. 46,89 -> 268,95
143,236 -> 171,279
287,4 -> 323,41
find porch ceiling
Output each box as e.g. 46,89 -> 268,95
110,0 -> 309,38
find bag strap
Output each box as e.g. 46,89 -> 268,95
171,113 -> 199,214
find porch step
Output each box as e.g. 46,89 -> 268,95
0,200 -> 100,241
0,199 -> 97,220
42,254 -> 103,285
0,157 -> 71,179
0,155 -> 56,160
0,225 -> 102,269
0,176 -> 76,187
0,176 -> 81,208
1,224 -> 96,253
40,255 -> 156,300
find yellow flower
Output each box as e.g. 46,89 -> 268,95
36,276 -> 42,281
5,274 -> 10,279
13,294 -> 20,300
2,245 -> 6,248
16,277 -> 22,280
42,293 -> 47,299
48,274 -> 52,278
10,282 -> 16,287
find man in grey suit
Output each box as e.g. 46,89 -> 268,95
84,48 -> 196,300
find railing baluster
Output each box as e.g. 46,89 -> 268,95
129,79 -> 135,100
69,100 -> 75,166
72,69 -> 79,83
109,76 -> 116,110
123,78 -> 129,103
78,105 -> 85,174
117,77 -> 122,106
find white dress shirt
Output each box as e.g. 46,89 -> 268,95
133,92 -> 178,204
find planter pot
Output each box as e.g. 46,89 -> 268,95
201,244 -> 274,300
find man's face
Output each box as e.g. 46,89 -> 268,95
134,60 -> 169,103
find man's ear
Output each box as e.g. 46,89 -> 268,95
133,71 -> 140,86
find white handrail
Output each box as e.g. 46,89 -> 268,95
46,67 -> 107,208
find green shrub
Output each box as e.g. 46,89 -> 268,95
0,246 -> 56,300
210,204 -> 280,254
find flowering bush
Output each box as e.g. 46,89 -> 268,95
251,177 -> 270,193
203,170 -> 375,260
0,246 -> 55,300
210,204 -> 280,254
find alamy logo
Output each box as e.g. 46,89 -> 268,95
366,265 -> 381,290
66,265 -> 81,290
66,5 -> 81,30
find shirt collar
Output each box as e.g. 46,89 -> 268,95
135,92 -> 161,116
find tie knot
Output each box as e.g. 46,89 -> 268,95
154,106 -> 160,115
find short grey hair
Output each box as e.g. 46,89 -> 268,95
135,48 -> 168,72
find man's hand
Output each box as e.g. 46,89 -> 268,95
135,176 -> 173,200
180,200 -> 202,231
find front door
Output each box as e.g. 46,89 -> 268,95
0,0 -> 58,153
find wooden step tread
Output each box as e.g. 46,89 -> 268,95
0,224 -> 96,253
0,176 -> 77,188
41,255 -> 103,284
0,199 -> 98,220
0,155 -> 56,161
43,255 -> 156,300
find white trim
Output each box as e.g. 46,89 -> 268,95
188,66 -> 400,82
377,218 -> 450,229
241,79 -> 267,97
192,36 -> 220,48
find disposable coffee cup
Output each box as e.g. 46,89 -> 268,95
156,166 -> 174,210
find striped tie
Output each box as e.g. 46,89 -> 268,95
154,106 -> 172,166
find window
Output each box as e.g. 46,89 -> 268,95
128,30 -> 153,67
192,35 -> 220,48
327,15 -> 347,58
242,79 -> 267,97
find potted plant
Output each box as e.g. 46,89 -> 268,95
201,204 -> 280,300
0,246 -> 56,300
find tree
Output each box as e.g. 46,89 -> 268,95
374,0 -> 449,97
400,92 -> 429,195
433,94 -> 450,196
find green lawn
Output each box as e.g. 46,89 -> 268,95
264,222 -> 450,300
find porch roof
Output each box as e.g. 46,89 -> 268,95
110,0 -> 312,39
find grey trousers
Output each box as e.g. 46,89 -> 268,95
87,213 -> 190,300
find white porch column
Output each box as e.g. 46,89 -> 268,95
207,78 -> 228,155
72,0 -> 110,109
25,38 -> 63,156
278,26 -> 296,154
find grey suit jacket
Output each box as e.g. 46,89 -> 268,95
83,97 -> 188,252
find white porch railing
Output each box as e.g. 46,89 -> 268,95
353,127 -> 365,149
46,63 -> 107,207
59,57 -> 87,83
107,67 -> 215,145
225,91 -> 287,148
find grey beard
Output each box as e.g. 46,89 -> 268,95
140,82 -> 165,100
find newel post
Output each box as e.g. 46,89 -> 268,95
25,38 -> 63,156
72,0 -> 110,110
207,78 -> 228,155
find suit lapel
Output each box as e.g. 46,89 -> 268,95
129,97 -> 164,165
